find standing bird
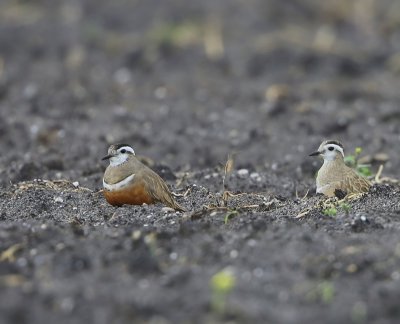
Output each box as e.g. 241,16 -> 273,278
102,144 -> 185,211
309,140 -> 371,197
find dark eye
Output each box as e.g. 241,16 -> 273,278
328,146 -> 334,151
120,149 -> 126,153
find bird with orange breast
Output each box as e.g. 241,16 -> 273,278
102,144 -> 185,211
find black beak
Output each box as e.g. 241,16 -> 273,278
102,154 -> 112,161
309,151 -> 321,157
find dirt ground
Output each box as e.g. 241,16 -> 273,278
1,0 -> 400,323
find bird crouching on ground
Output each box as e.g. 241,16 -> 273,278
309,140 -> 371,198
102,144 -> 186,212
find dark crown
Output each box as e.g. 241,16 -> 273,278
325,140 -> 343,148
111,143 -> 132,150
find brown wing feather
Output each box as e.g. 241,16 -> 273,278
340,168 -> 371,194
139,169 -> 186,212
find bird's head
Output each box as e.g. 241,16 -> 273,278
309,140 -> 344,162
102,144 -> 135,166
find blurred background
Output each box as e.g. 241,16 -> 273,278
0,0 -> 399,187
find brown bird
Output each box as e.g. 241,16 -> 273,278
309,140 -> 371,197
102,144 -> 185,211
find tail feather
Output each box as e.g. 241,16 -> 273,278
162,191 -> 186,212
144,171 -> 186,212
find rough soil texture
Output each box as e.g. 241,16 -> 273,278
1,1 -> 400,323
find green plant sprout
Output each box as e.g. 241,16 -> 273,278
339,202 -> 351,214
344,147 -> 372,177
323,203 -> 352,217
307,281 -> 335,304
224,209 -> 239,224
319,281 -> 335,304
323,207 -> 337,217
210,269 -> 236,315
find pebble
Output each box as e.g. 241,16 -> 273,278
54,197 -> 64,203
250,172 -> 262,182
162,207 -> 175,213
113,67 -> 131,85
374,153 -> 389,163
131,230 -> 141,240
72,181 -> 79,187
237,169 -> 249,177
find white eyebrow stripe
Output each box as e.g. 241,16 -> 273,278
118,146 -> 135,154
328,144 -> 344,157
103,174 -> 135,191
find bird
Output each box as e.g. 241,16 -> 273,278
102,144 -> 185,211
309,140 -> 371,198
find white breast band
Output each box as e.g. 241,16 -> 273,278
103,173 -> 135,191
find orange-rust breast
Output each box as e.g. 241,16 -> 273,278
103,183 -> 155,207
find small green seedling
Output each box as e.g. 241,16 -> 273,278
344,147 -> 372,177
319,281 -> 335,304
323,207 -> 337,217
224,210 -> 239,224
210,269 -> 236,315
340,202 -> 351,214
307,281 -> 335,304
323,203 -> 352,217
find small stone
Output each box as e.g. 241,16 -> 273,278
72,181 -> 79,187
154,86 -> 167,100
373,153 -> 389,163
346,264 -> 358,273
237,169 -> 249,177
162,207 -> 175,213
54,197 -> 63,203
131,230 -> 141,240
265,84 -> 289,102
250,172 -> 261,182
113,68 -> 131,85
391,271 -> 400,280
23,84 -> 38,99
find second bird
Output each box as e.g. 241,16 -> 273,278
309,140 -> 371,197
102,144 -> 185,211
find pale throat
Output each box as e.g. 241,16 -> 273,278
109,154 -> 129,167
323,154 -> 337,162
322,154 -> 343,165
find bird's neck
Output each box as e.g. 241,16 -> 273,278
322,156 -> 344,168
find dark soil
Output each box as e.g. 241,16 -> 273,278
1,1 -> 400,323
